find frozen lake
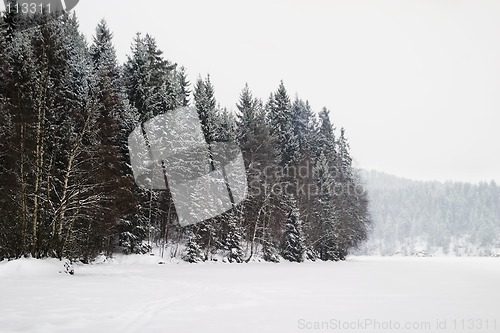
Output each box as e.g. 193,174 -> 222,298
1,256 -> 499,333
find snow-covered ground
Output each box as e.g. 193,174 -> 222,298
1,256 -> 499,333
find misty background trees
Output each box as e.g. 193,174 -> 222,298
361,171 -> 500,256
0,11 -> 371,262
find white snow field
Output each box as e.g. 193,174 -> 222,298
1,256 -> 499,333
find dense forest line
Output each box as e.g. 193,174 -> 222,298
0,11 -> 371,263
360,171 -> 500,256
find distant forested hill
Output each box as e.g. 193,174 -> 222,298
359,170 -> 500,256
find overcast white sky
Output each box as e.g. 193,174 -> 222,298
72,0 -> 500,183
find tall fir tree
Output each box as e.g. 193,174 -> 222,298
123,33 -> 178,122
192,74 -> 225,259
291,98 -> 318,155
89,19 -> 141,257
317,107 -> 336,160
267,81 -> 299,168
312,152 -> 338,260
281,197 -> 306,262
193,75 -> 218,144
235,84 -> 280,261
333,128 -> 370,259
122,32 -> 183,254
184,227 -> 203,263
176,66 -> 191,107
290,97 -> 319,256
224,208 -> 244,263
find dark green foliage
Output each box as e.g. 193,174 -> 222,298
176,66 -> 191,107
0,11 -> 372,263
0,13 -> 108,260
266,81 -> 299,168
193,75 -> 217,144
225,209 -> 244,263
123,33 -> 179,122
184,227 -> 203,263
262,238 -> 280,263
281,198 -> 306,262
89,19 -> 140,257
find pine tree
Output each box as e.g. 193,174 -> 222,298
216,107 -> 237,142
337,127 -> 352,181
235,84 -> 280,261
267,81 -> 299,168
263,82 -> 301,261
309,108 -> 343,260
236,84 -> 278,169
262,231 -> 280,263
122,32 -> 182,254
225,209 -> 244,263
89,19 -> 140,257
312,152 -> 338,260
317,107 -> 336,160
191,74 -> 224,258
176,66 -> 191,107
236,84 -> 257,142
184,227 -> 203,263
289,98 -> 319,256
281,197 -> 306,262
333,128 -> 370,260
291,98 -> 318,155
193,75 -> 218,144
123,33 -> 178,122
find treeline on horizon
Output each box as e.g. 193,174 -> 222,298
361,171 -> 500,256
0,11 -> 371,263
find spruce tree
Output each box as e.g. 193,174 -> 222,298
333,128 -> 370,260
176,66 -> 191,107
184,227 -> 203,263
311,108 -> 342,260
317,107 -> 336,160
312,152 -> 338,260
267,81 -> 299,168
236,84 -> 257,142
123,33 -> 178,122
216,107 -> 237,142
225,209 -> 244,263
191,74 -> 223,259
290,97 -> 319,256
291,98 -> 318,155
262,230 -> 280,263
193,75 -> 218,144
123,32 -> 182,254
281,197 -> 306,262
264,82 -> 300,261
89,19 -> 141,256
235,84 -> 279,261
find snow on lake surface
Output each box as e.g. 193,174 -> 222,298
1,256 -> 499,333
